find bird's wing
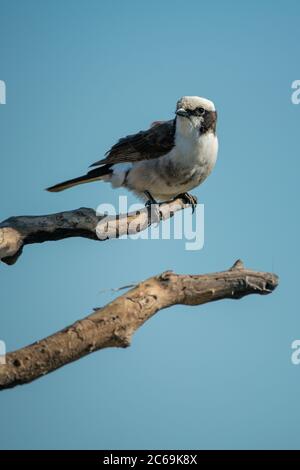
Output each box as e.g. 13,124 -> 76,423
90,119 -> 176,167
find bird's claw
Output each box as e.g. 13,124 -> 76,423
177,193 -> 198,213
144,191 -> 161,224
144,191 -> 158,205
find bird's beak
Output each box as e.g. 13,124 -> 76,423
176,108 -> 189,118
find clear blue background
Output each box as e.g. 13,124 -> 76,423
0,0 -> 299,450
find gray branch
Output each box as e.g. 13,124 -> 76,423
0,197 -> 190,265
0,260 -> 278,390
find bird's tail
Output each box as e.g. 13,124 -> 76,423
46,165 -> 113,193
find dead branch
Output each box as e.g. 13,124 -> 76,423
0,260 -> 278,390
0,197 -> 190,265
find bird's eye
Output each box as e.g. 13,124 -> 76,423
197,107 -> 205,115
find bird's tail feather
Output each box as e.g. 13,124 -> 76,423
46,165 -> 113,193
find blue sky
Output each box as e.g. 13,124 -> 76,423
0,0 -> 299,449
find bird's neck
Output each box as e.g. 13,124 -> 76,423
172,127 -> 217,167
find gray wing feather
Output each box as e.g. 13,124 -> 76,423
90,119 -> 176,167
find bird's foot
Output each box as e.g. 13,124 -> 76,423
177,193 -> 198,213
144,191 -> 161,224
144,191 -> 158,206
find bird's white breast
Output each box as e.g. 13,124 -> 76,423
174,128 -> 218,171
108,130 -> 218,201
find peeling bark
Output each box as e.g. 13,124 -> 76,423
0,260 -> 278,390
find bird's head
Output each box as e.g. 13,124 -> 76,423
175,96 -> 217,136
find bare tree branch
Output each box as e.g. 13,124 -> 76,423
0,197 -> 190,265
0,260 -> 278,390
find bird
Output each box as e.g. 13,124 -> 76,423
46,96 -> 218,209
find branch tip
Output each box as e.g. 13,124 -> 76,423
230,259 -> 244,271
